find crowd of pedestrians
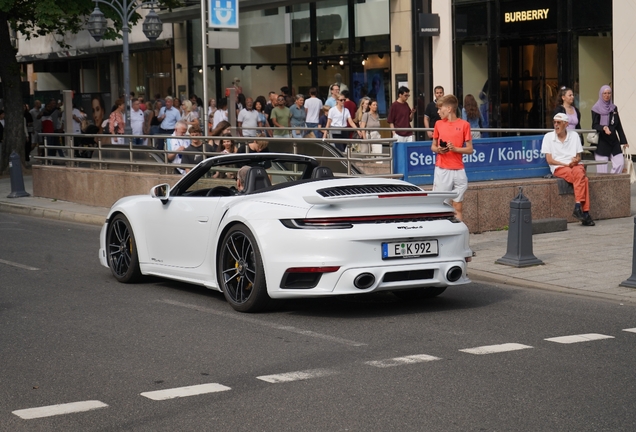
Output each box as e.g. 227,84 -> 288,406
8,77 -> 629,190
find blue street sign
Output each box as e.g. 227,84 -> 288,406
209,0 -> 239,29
393,135 -> 551,185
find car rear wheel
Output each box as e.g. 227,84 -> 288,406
393,286 -> 447,300
217,225 -> 271,312
107,214 -> 142,283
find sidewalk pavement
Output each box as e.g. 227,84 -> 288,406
2,174 -> 636,303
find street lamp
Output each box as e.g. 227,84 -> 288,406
87,0 -> 163,136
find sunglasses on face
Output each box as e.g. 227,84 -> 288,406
338,99 -> 345,102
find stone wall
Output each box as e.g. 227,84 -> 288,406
32,166 -> 181,209
32,166 -> 631,234
461,174 -> 631,233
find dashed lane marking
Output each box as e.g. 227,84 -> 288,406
12,400 -> 108,420
0,258 -> 39,271
623,328 -> 636,334
140,383 -> 231,401
257,368 -> 338,383
159,299 -> 367,347
544,333 -> 615,344
365,354 -> 441,368
459,343 -> 533,355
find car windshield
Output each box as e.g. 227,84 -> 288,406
173,154 -> 320,197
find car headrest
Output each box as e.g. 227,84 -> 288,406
244,166 -> 271,194
311,166 -> 334,179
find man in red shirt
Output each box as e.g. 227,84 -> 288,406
387,86 -> 417,142
430,94 -> 474,221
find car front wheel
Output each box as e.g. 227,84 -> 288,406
107,214 -> 142,283
217,225 -> 271,312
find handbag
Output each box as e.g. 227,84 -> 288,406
587,131 -> 599,144
622,146 -> 636,184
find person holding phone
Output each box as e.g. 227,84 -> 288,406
430,94 -> 474,221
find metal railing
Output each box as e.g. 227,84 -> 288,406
36,126 -> 599,177
36,129 -> 400,178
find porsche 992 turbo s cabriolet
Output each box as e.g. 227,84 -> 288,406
99,153 -> 471,312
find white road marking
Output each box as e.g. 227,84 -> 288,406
545,333 -> 615,344
0,258 -> 39,271
365,354 -> 441,368
140,383 -> 231,401
159,299 -> 367,347
459,343 -> 533,355
257,368 -> 338,383
623,328 -> 636,334
12,400 -> 108,419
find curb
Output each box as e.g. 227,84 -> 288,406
469,268 -> 636,304
0,202 -> 105,226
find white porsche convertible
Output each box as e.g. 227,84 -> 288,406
99,153 -> 471,312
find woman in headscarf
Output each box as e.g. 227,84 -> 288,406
591,85 -> 629,174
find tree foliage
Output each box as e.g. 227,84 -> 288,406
0,0 -> 182,173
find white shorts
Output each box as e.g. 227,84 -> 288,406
433,167 -> 468,202
393,134 -> 414,142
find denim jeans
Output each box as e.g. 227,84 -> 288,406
305,122 -> 319,138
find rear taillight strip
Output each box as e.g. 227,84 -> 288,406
281,213 -> 458,229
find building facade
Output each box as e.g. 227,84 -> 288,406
12,0 -> 636,145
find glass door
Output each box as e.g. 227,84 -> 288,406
499,42 -> 557,130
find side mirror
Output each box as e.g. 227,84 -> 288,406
151,183 -> 171,203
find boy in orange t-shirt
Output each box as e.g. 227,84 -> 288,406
430,94 -> 474,221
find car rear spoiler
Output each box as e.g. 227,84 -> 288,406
303,190 -> 458,206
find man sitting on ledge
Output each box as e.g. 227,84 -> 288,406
541,112 -> 595,226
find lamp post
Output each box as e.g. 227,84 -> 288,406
87,0 -> 163,136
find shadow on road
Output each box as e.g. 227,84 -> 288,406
148,278 -> 510,319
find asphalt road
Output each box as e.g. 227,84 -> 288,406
2,213 -> 636,431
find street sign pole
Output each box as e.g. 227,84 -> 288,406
201,0 -> 208,136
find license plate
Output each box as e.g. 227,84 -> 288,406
382,240 -> 438,259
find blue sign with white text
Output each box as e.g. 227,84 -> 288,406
209,0 -> 238,29
393,135 -> 551,185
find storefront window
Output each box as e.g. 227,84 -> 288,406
353,0 -> 390,53
351,54 -> 390,116
130,49 -> 173,101
288,0 -> 390,109
454,0 -> 612,130
291,61 -> 313,97
291,4 -> 311,59
499,43 -> 557,129
577,34 -> 612,131
318,58 -> 349,100
316,0 -> 349,56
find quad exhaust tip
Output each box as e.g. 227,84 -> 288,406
446,266 -> 463,282
354,273 -> 375,289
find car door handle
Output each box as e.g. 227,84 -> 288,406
197,217 -> 209,223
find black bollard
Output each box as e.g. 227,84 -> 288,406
620,217 -> 636,288
496,186 -> 543,268
7,151 -> 30,198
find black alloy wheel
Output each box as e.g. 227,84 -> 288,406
218,225 -> 270,312
107,214 -> 142,283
